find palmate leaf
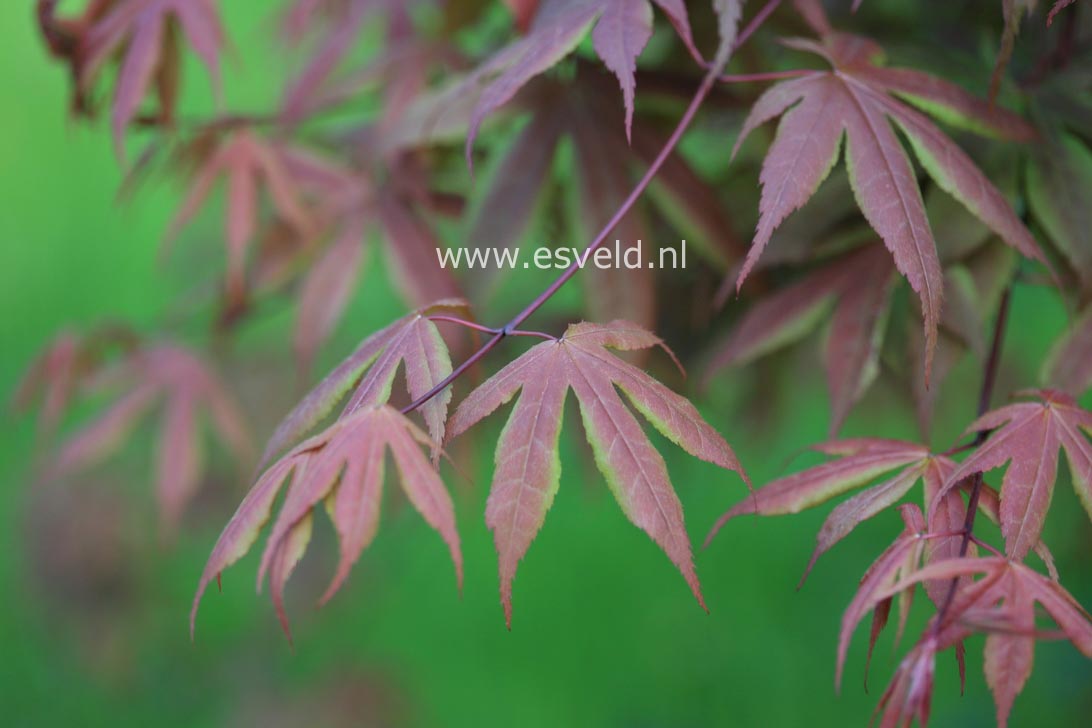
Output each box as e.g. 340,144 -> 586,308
43,343 -> 253,534
706,438 -> 946,581
731,19 -> 1044,378
836,504 -> 928,691
283,156 -> 464,373
878,556 -> 1092,728
937,389 -> 1092,561
463,75 -> 740,324
278,0 -> 440,129
13,330 -> 87,434
447,321 -> 748,626
1043,304 -> 1092,396
165,127 -> 328,306
263,299 -> 468,468
191,404 -> 461,641
73,0 -> 225,158
464,0 -> 699,159
707,246 -> 895,434
1026,131 -> 1092,290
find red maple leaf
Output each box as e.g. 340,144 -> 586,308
447,321 -> 749,626
463,0 -> 701,159
264,300 -> 470,468
936,389 -> 1092,561
191,404 -> 462,641
73,0 -> 225,158
731,23 -> 1044,377
44,342 -> 253,534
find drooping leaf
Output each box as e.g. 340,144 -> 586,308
46,343 -> 253,534
191,404 -> 462,640
836,504 -> 927,690
271,152 -> 463,365
878,556 -> 1092,727
447,321 -> 748,626
941,389 -> 1092,561
1026,132 -> 1092,289
568,98 -> 654,329
165,128 -> 323,305
376,189 -> 465,312
460,75 -> 736,323
264,300 -> 469,468
13,330 -> 89,434
279,1 -> 441,129
706,437 -> 944,582
294,219 -> 368,377
707,246 -> 896,434
873,638 -> 938,728
464,0 -> 697,159
73,0 -> 225,158
731,27 -> 1043,378
1043,304 -> 1092,395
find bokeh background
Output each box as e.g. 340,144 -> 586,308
2,2 -> 1091,726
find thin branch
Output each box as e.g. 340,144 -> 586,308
401,0 -> 782,417
932,286 -> 1012,629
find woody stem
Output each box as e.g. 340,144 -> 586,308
933,285 -> 1012,626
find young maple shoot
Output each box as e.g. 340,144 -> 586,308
21,0 -> 1092,726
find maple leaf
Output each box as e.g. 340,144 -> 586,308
836,504 -> 929,691
13,330 -> 91,434
462,75 -> 738,322
938,389 -> 1092,561
447,321 -> 748,626
44,343 -> 253,534
1043,304 -> 1092,396
730,27 -> 1044,377
706,438 -> 950,581
873,638 -> 938,728
1026,131 -> 1092,290
706,246 -> 895,434
568,92 -> 655,329
71,0 -> 225,158
265,151 -> 462,372
165,127 -> 328,307
264,300 -> 469,469
294,219 -> 369,376
464,0 -> 697,159
879,556 -> 1092,727
191,404 -> 462,640
279,0 -> 441,129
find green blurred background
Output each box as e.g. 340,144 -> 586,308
2,2 -> 1090,726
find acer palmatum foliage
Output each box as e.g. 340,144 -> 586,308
446,320 -> 748,625
22,0 -> 1092,724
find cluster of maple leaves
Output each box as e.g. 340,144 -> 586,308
22,0 -> 1092,726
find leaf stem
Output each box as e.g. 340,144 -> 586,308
401,0 -> 782,417
428,315 -> 500,335
719,70 -> 811,83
